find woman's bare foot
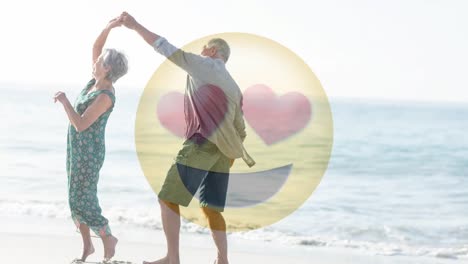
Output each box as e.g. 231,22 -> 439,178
80,244 -> 95,261
102,235 -> 118,261
143,256 -> 180,264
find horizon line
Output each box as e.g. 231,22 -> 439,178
1,80 -> 467,105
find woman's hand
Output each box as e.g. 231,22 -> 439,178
105,16 -> 123,30
53,91 -> 68,104
53,91 -> 112,132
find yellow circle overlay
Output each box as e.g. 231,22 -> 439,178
135,32 -> 333,232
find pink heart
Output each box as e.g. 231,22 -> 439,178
157,91 -> 186,137
242,84 -> 312,145
157,85 -> 228,138
157,84 -> 311,145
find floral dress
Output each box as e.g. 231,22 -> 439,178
66,79 -> 115,237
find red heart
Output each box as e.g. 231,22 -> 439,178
157,85 -> 228,138
242,84 -> 312,145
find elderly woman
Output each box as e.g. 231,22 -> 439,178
54,16 -> 128,263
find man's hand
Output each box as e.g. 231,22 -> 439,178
118,11 -> 159,46
120,12 -> 139,29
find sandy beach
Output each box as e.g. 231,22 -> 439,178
0,215 -> 460,264
1,215 -> 315,264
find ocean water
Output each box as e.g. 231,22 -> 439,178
0,85 -> 467,261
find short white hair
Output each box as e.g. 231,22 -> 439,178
208,38 -> 230,62
102,48 -> 128,83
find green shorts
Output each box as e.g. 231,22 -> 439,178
158,133 -> 231,212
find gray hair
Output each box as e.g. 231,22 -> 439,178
208,38 -> 230,62
102,48 -> 128,83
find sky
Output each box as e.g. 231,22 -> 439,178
0,0 -> 467,102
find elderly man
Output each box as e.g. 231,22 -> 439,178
120,12 -> 254,264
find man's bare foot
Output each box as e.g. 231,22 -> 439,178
143,256 -> 180,264
215,258 -> 229,264
80,244 -> 95,261
102,235 -> 118,261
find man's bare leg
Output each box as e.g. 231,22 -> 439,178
78,224 -> 95,261
202,207 -> 229,264
143,199 -> 181,264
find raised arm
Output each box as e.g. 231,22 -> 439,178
92,17 -> 123,67
120,12 -> 214,78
